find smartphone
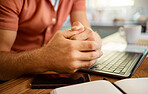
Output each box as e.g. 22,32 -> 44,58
30,73 -> 90,89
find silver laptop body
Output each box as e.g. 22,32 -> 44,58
79,50 -> 148,78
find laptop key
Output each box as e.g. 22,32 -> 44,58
89,50 -> 144,78
114,69 -> 121,73
101,52 -> 126,70
120,54 -> 139,74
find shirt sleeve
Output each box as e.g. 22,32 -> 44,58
72,0 -> 86,11
0,0 -> 23,31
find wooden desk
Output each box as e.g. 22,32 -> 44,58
0,32 -> 148,94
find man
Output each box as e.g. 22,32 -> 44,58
0,0 -> 102,80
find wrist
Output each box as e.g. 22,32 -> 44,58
23,47 -> 50,74
37,46 -> 54,72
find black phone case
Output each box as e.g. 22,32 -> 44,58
30,73 -> 90,89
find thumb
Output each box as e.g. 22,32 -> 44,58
71,21 -> 85,32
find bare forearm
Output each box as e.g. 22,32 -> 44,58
0,48 -> 48,80
0,29 -> 102,81
70,11 -> 91,28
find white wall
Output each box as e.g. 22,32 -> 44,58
134,0 -> 148,18
86,0 -> 148,22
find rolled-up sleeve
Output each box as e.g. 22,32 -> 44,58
72,0 -> 86,11
0,0 -> 23,31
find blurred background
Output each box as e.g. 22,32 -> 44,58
61,0 -> 148,38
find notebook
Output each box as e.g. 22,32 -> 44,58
79,49 -> 148,78
50,78 -> 148,94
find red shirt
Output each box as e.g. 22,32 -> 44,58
0,0 -> 86,51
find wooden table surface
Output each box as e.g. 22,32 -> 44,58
0,32 -> 148,94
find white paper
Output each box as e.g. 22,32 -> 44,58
114,78 -> 148,94
50,80 -> 122,94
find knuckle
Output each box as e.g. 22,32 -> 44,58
91,36 -> 96,41
89,61 -> 94,66
56,30 -> 61,34
68,69 -> 77,73
88,42 -> 95,50
73,21 -> 79,26
68,63 -> 78,73
89,52 -> 95,60
88,28 -> 93,33
88,32 -> 95,37
85,62 -> 93,68
67,42 -> 75,51
69,52 -> 77,61
86,29 -> 96,40
55,30 -> 61,36
86,62 -> 92,67
71,62 -> 78,69
90,60 -> 96,66
70,68 -> 77,73
88,29 -> 94,35
71,36 -> 78,40
90,32 -> 96,40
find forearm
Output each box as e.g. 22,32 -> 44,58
70,11 -> 91,28
0,48 -> 48,80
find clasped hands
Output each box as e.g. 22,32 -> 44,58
70,21 -> 103,65
43,21 -> 102,74
70,21 -> 103,67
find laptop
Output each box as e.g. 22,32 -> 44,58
79,49 -> 148,79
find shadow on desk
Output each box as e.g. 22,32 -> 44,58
0,81 -> 8,84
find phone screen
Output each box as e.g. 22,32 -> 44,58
30,72 -> 90,89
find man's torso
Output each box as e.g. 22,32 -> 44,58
0,0 -> 86,51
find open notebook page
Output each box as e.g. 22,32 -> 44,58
50,80 -> 122,94
114,78 -> 148,94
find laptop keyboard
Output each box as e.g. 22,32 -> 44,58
90,51 -> 142,75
